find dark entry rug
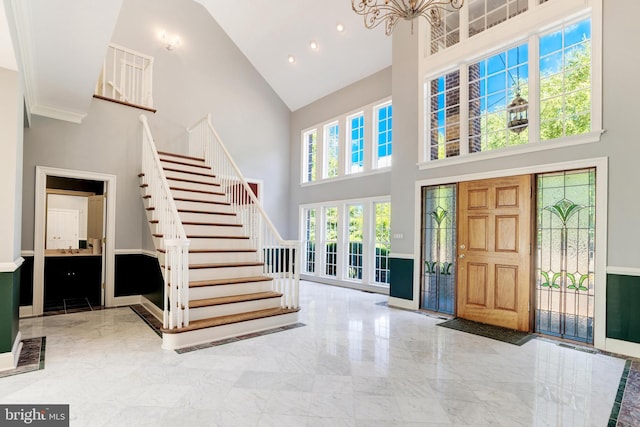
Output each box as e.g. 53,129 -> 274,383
0,337 -> 46,378
437,318 -> 535,346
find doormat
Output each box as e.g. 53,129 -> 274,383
0,337 -> 46,378
437,318 -> 536,346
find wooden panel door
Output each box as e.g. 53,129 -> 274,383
457,175 -> 533,331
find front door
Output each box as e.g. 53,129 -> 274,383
457,175 -> 533,331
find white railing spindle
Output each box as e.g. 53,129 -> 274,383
97,43 -> 154,109
187,115 -> 301,311
140,115 -> 190,329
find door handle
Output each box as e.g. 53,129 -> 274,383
459,254 -> 465,259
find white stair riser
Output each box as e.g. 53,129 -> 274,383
166,179 -> 221,193
160,161 -> 211,175
170,189 -> 227,204
183,223 -> 245,237
161,312 -> 299,350
188,237 -> 253,251
189,281 -> 273,300
179,211 -> 237,224
164,170 -> 216,183
189,265 -> 264,281
174,199 -> 233,213
159,155 -> 206,168
159,251 -> 257,265
189,297 -> 283,321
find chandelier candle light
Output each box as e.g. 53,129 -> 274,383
352,0 -> 464,36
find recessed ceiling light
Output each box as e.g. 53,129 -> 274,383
336,23 -> 344,32
310,40 -> 318,50
288,55 -> 295,64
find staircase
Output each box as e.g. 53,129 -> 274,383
139,115 -> 300,350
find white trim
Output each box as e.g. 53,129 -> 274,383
21,250 -> 34,257
30,104 -> 86,124
0,257 -> 25,273
113,295 -> 142,307
141,296 -> 163,321
413,157 -> 608,350
0,332 -> 22,372
604,338 -> 640,360
388,296 -> 418,311
19,305 -> 33,318
300,274 -> 389,295
114,249 -> 157,258
389,253 -> 414,259
606,266 -> 640,277
34,166 -> 117,316
300,166 -> 391,188
419,131 -> 604,170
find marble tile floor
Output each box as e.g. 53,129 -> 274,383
0,281 -> 631,426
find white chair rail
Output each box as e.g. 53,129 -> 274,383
140,115 -> 189,329
188,114 -> 300,309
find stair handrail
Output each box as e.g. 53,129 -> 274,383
140,114 -> 190,329
187,114 -> 300,309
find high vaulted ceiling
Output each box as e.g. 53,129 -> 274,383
194,0 -> 392,111
3,0 -> 392,123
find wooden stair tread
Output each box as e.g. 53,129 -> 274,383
190,291 -> 282,308
163,167 -> 216,178
190,276 -> 273,288
158,248 -> 256,254
152,234 -> 249,239
189,261 -> 263,269
174,197 -> 230,206
166,176 -> 221,186
162,307 -> 300,334
157,151 -> 204,162
182,221 -> 242,227
178,209 -> 236,216
160,158 -> 210,169
170,186 -> 225,196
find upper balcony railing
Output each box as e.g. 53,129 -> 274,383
95,43 -> 155,111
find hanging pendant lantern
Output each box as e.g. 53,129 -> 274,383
508,93 -> 528,134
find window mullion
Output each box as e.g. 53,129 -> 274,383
528,0 -> 537,13
338,119 -> 346,177
460,1 -> 469,43
364,108 -> 374,172
529,34 -> 541,144
317,126 -> 325,180
361,202 -> 372,285
459,63 -> 470,157
336,204 -> 346,280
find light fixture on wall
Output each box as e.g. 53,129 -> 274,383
160,30 -> 181,51
351,0 -> 464,36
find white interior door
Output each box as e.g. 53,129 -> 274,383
46,208 -> 80,249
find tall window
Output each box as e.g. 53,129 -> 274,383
324,207 -> 338,276
374,202 -> 391,285
430,9 -> 461,55
539,19 -> 591,140
376,103 -> 393,168
349,113 -> 365,174
468,0 -> 528,38
324,123 -> 339,178
348,204 -> 364,280
303,208 -> 316,273
468,43 -> 529,152
303,129 -> 317,183
428,70 -> 460,160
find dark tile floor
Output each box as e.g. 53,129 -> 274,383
0,337 -> 46,378
615,360 -> 640,426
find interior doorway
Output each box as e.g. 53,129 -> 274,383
31,167 -> 116,317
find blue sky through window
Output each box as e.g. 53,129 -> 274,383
350,115 -> 364,172
377,105 -> 392,162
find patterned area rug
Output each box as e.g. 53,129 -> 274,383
0,337 -> 46,378
437,318 -> 536,346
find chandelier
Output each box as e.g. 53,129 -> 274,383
352,0 -> 464,36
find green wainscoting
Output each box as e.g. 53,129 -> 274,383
0,267 -> 21,353
607,273 -> 640,344
390,257 -> 414,300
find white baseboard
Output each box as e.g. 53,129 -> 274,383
388,296 -> 418,310
300,275 -> 389,295
604,337 -> 640,359
19,306 -> 33,318
0,332 -> 23,372
140,296 -> 163,322
112,295 -> 142,307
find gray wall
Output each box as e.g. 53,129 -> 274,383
288,67 -> 392,238
22,0 -> 293,250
